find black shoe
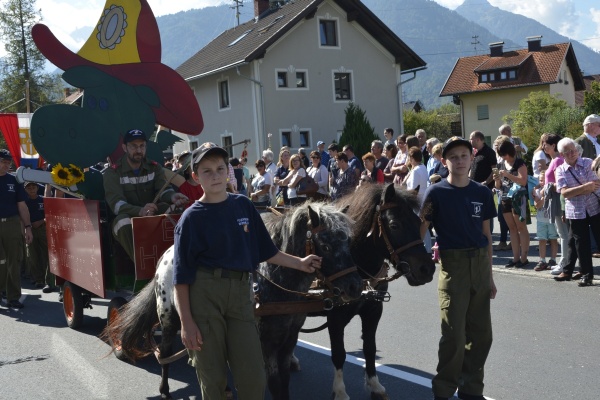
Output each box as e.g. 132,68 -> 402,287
42,285 -> 55,293
458,392 -> 485,400
516,259 -> 530,268
504,260 -> 518,268
554,273 -> 572,281
7,300 -> 24,309
578,276 -> 593,287
35,282 -> 45,289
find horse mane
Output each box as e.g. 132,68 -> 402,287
340,184 -> 420,241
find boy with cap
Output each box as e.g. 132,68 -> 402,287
420,137 -> 498,400
0,149 -> 33,308
24,182 -> 55,292
173,143 -> 321,400
103,129 -> 189,261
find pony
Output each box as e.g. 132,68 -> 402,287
102,201 -> 363,400
313,183 -> 436,400
257,203 -> 363,400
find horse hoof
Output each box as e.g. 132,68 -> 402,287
370,392 -> 388,400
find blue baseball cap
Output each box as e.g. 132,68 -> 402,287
123,129 -> 148,144
0,149 -> 12,161
192,142 -> 229,165
442,136 -> 472,158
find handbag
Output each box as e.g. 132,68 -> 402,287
296,175 -> 319,195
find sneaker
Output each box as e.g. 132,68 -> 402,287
504,260 -> 518,268
534,261 -> 548,271
548,259 -> 557,268
494,242 -> 510,251
516,259 -> 530,268
551,267 -> 563,275
42,285 -> 55,293
7,300 -> 24,309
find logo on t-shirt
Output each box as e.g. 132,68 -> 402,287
7,184 -> 15,192
471,201 -> 483,218
237,217 -> 250,232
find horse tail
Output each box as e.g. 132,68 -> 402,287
101,276 -> 159,362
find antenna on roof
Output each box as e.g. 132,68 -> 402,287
471,35 -> 480,55
231,0 -> 244,26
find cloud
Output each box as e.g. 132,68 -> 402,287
590,8 -> 600,51
431,0 -> 464,9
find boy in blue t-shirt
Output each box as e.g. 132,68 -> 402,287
420,137 -> 498,400
172,143 -> 321,400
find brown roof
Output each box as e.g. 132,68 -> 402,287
177,0 -> 425,80
575,74 -> 600,107
440,42 -> 585,97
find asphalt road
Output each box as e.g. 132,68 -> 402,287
1,216 -> 599,400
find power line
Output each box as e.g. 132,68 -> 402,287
230,0 -> 244,27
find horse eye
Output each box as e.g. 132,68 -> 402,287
389,224 -> 400,230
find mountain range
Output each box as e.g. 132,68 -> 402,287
147,0 -> 600,108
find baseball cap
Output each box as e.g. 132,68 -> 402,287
192,142 -> 229,165
317,141 -> 324,146
583,114 -> 600,126
442,136 -> 472,158
123,129 -> 148,144
24,181 -> 38,188
0,149 -> 12,161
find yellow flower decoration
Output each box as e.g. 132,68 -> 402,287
50,163 -> 85,186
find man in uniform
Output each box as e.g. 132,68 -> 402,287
103,129 -> 189,261
0,149 -> 33,308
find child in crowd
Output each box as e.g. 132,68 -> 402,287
23,181 -> 55,292
172,142 -> 321,400
531,174 -> 559,271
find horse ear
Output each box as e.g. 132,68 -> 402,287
340,204 -> 350,214
408,185 -> 420,196
308,205 -> 320,228
383,183 -> 396,204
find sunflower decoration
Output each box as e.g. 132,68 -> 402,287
50,163 -> 85,186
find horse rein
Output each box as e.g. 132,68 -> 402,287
366,201 -> 423,283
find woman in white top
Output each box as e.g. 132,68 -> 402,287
250,159 -> 273,207
532,133 -> 551,179
391,134 -> 409,185
403,146 -> 429,197
307,150 -> 329,199
280,153 -> 307,206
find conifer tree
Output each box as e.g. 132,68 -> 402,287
338,102 -> 379,158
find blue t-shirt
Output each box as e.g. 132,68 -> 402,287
0,174 -> 26,218
422,180 -> 496,250
25,195 -> 45,223
173,193 -> 279,285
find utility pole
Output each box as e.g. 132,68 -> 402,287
471,35 -> 480,55
231,0 -> 244,26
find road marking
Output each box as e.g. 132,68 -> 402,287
297,340 -> 495,400
52,334 -> 110,398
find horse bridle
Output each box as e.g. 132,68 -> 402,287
368,201 -> 423,275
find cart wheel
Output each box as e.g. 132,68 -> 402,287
63,281 -> 84,329
107,297 -> 129,361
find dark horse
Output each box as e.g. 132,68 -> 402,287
323,183 -> 436,400
257,202 -> 363,400
103,202 -> 363,400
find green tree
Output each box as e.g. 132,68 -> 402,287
338,102 -> 379,157
0,0 -> 62,113
583,81 -> 600,116
403,103 -> 459,141
503,91 -> 571,150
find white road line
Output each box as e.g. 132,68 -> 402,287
297,340 -> 495,400
51,334 -> 110,398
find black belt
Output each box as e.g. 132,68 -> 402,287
198,267 -> 249,280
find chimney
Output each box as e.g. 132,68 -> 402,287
255,0 -> 270,18
489,41 -> 504,57
527,35 -> 542,52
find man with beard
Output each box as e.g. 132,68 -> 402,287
103,129 -> 189,261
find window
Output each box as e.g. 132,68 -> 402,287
296,72 -> 306,88
281,132 -> 292,148
500,71 -> 507,80
319,20 -> 337,46
334,72 -> 352,101
277,71 -> 287,88
489,73 -> 495,82
222,136 -> 233,158
477,105 -> 489,120
299,131 -> 310,147
481,73 -> 488,83
219,80 -> 230,109
509,70 -> 516,79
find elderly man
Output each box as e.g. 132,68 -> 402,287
0,149 -> 33,308
370,140 -> 388,170
103,129 -> 189,261
498,124 -> 527,159
575,114 -> 600,159
554,138 -> 600,287
416,129 -> 429,165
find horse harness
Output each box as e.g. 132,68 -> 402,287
364,201 -> 423,289
254,224 -> 358,317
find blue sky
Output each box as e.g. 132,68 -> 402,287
3,0 -> 599,56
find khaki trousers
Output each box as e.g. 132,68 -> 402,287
432,247 -> 493,398
187,268 -> 265,400
0,216 -> 24,301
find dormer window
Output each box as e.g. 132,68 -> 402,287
478,69 -> 517,83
